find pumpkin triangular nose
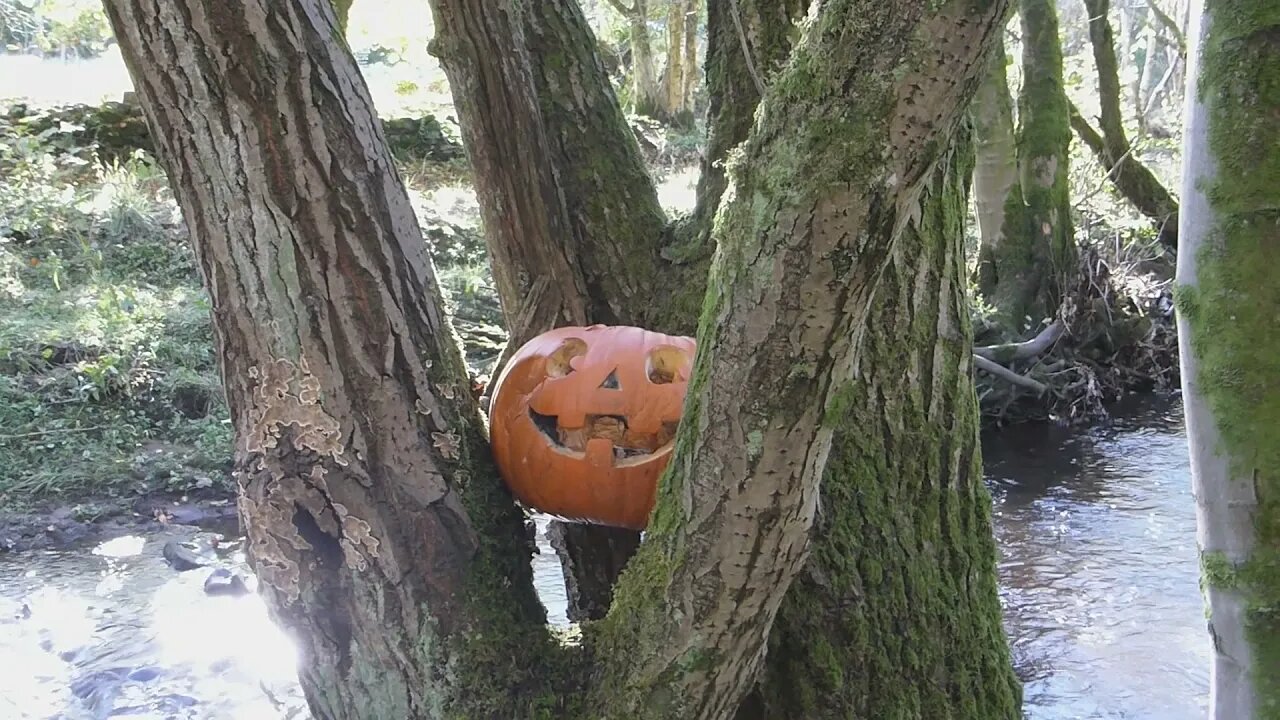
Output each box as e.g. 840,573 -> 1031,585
598,369 -> 620,389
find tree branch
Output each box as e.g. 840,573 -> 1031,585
973,355 -> 1049,394
603,0 -> 637,17
1143,0 -> 1186,56
1067,98 -> 1179,249
973,319 -> 1065,361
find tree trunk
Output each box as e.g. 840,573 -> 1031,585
100,1 -> 563,717
981,0 -> 1075,335
686,0 -> 804,252
681,0 -> 699,115
432,0 -> 682,621
629,1 -> 664,116
1080,0 -> 1180,249
1175,2 -> 1280,718
746,125 -> 1022,720
660,0 -> 688,123
588,2 -> 1013,717
971,33 -> 1020,297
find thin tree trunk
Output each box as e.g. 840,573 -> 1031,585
1081,0 -> 1180,249
661,0 -> 687,121
588,2 -> 1012,717
1175,2 -> 1280,718
681,0 -> 699,114
629,0 -> 664,116
685,0 -> 804,253
971,33 -> 1020,297
745,127 -> 1022,720
100,1 -> 561,717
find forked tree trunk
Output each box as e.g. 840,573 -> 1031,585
746,128 -> 1021,720
587,1 -> 1013,717
1076,0 -> 1180,249
1175,2 -> 1280,718
982,0 -> 1076,335
100,1 -> 560,717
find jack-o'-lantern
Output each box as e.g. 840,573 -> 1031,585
487,324 -> 696,530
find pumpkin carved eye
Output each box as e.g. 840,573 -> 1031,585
487,324 -> 696,530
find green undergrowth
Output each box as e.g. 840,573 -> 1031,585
0,119 -> 504,510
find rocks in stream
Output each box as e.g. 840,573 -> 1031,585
161,539 -> 214,571
202,569 -> 250,597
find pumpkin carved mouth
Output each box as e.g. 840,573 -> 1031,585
487,324 -> 697,530
528,409 -> 679,463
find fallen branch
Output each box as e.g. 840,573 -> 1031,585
973,355 -> 1048,394
973,320 -> 1065,362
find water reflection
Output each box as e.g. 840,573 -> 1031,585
0,397 -> 1208,718
986,396 -> 1209,719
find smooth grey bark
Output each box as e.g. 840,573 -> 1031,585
1175,2 -> 1280,718
971,32 -> 1020,293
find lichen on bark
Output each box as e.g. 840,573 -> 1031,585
1175,2 -> 1280,717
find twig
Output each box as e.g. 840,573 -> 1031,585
0,425 -> 106,440
973,355 -> 1049,394
728,0 -> 768,97
973,320 -> 1065,362
1143,0 -> 1187,56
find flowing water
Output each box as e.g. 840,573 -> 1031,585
0,396 -> 1209,719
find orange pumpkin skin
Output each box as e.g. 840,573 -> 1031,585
487,324 -> 696,530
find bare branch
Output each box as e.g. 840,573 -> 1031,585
603,0 -> 637,17
973,355 -> 1049,394
1143,0 -> 1186,56
974,320 -> 1065,361
728,0 -> 768,97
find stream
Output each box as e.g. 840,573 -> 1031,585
0,396 -> 1209,719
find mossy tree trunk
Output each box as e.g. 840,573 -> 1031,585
1074,0 -> 1180,249
1174,2 -> 1280,718
744,128 -> 1021,720
100,1 -> 563,717
687,0 -> 805,250
972,32 -> 1022,297
428,0 -> 678,623
332,0 -> 353,33
586,0 -> 1015,716
981,0 -> 1076,335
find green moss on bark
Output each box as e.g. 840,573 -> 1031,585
1180,4 -> 1280,713
983,0 -> 1075,334
747,133 -> 1021,720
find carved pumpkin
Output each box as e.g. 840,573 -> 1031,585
487,324 -> 696,530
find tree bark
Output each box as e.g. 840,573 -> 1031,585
681,0 -> 699,115
660,0 -> 688,122
971,32 -> 1020,297
980,0 -> 1075,335
745,128 -> 1022,720
686,0 -> 805,252
1175,2 -> 1280,718
625,0 -> 665,116
1080,0 -> 1180,249
546,520 -> 643,622
588,1 -> 1013,718
100,1 -> 562,717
